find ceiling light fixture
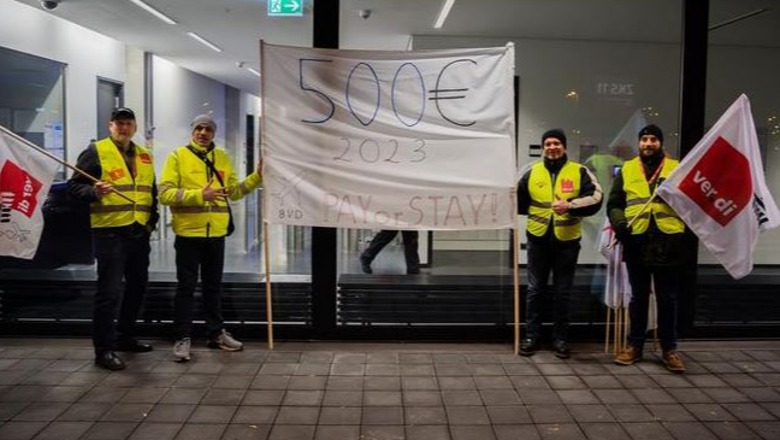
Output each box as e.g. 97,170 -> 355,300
246,67 -> 261,77
128,0 -> 177,25
433,0 -> 455,29
187,32 -> 222,52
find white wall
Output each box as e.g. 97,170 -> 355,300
0,0 -> 129,164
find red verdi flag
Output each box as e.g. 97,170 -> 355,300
656,94 -> 780,279
0,127 -> 59,259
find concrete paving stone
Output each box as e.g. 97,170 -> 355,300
450,424 -> 497,440
212,375 -> 255,389
565,404 -> 615,423
318,406 -> 362,425
535,423 -> 585,440
662,421 -> 719,440
705,421 -> 763,440
0,421 -> 48,440
314,425 -> 360,440
621,421 -> 674,440
606,404 -> 655,423
526,404 -> 573,424
127,422 -> 182,440
231,405 -> 278,424
321,390 -> 363,407
683,403 -> 738,422
360,425 -> 404,440
493,424 -> 540,440
437,377 -> 476,390
186,405 -> 237,424
745,421 -> 780,440
485,405 -> 532,424
406,425 -> 450,440
362,406 -> 404,425
479,389 -> 522,406
578,422 -> 628,440
82,421 -> 138,440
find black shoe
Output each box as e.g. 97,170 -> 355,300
95,352 -> 126,371
407,267 -> 420,275
519,338 -> 540,357
116,339 -> 153,353
553,340 -> 570,359
360,254 -> 373,274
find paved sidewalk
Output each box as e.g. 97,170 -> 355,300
0,338 -> 779,439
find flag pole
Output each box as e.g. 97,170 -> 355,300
607,192 -> 659,249
0,124 -> 135,204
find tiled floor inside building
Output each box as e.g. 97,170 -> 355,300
1,338 -> 779,440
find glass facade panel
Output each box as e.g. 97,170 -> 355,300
0,46 -> 66,181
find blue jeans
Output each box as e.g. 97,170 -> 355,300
92,225 -> 150,355
625,263 -> 681,352
525,239 -> 580,342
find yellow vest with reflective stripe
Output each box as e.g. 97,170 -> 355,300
622,157 -> 685,234
167,146 -> 233,237
527,161 -> 583,241
90,139 -> 155,228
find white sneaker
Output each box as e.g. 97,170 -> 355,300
208,330 -> 243,352
173,338 -> 191,362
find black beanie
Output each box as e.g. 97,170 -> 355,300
638,124 -> 664,144
541,129 -> 567,147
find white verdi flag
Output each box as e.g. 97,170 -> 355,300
262,43 -> 516,230
0,127 -> 58,259
656,94 -> 780,279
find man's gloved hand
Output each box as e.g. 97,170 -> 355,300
613,222 -> 632,244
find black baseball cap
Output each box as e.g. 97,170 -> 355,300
110,107 -> 136,121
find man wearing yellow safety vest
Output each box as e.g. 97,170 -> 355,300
608,124 -> 687,373
517,129 -> 603,358
68,107 -> 159,371
159,114 -> 262,362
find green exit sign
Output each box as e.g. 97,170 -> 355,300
268,0 -> 303,16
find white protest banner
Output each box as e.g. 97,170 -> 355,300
656,94 -> 780,279
0,126 -> 59,259
261,43 -> 516,230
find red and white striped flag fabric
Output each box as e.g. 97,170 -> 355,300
656,94 -> 780,279
0,126 -> 58,259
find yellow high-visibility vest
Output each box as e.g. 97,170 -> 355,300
527,161 -> 583,241
90,139 -> 154,228
621,157 -> 685,234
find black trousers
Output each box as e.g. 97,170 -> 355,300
361,230 -> 420,273
625,263 -> 682,352
92,225 -> 150,355
525,238 -> 580,342
173,236 -> 226,340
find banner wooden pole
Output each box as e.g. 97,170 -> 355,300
263,222 -> 275,350
513,223 -> 521,356
260,40 -> 274,350
605,306 -> 612,353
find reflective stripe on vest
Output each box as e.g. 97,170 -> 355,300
621,157 -> 685,234
527,161 -> 583,241
90,139 -> 155,228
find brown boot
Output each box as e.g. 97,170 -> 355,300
662,351 -> 686,373
614,346 -> 642,365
